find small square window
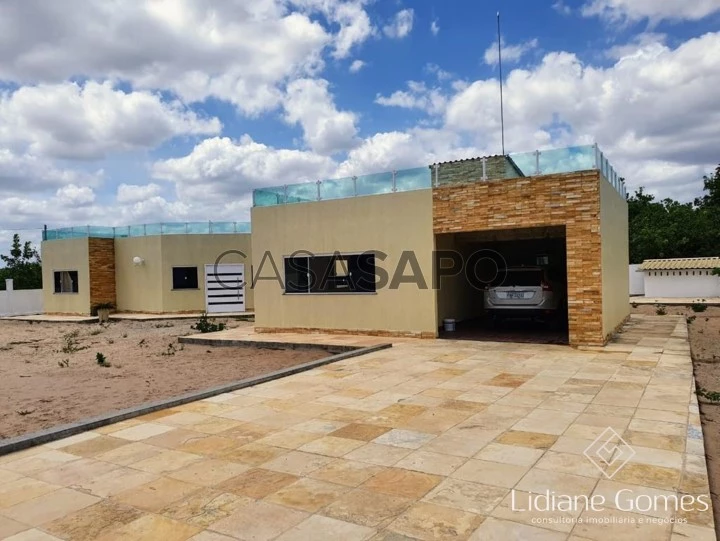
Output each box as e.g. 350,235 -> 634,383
54,271 -> 79,294
172,267 -> 198,289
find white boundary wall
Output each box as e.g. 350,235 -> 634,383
0,279 -> 43,316
629,264 -> 644,296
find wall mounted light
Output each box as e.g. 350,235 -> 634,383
133,256 -> 145,266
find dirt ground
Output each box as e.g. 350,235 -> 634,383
0,319 -> 328,440
632,303 -> 720,534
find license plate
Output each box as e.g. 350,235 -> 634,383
506,291 -> 525,299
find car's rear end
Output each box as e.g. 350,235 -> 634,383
484,267 -> 561,319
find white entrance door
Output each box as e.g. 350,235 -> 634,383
204,264 -> 246,313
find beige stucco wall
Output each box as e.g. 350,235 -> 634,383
114,234 -> 252,313
251,190 -> 437,336
435,234 -> 485,324
114,236 -> 163,312
160,234 -> 253,313
41,238 -> 91,314
600,178 -> 630,337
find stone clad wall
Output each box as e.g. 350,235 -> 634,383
433,169 -> 605,346
435,156 -> 523,185
88,238 -> 117,310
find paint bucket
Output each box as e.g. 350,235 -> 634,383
443,319 -> 456,332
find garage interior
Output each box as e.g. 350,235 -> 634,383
436,225 -> 569,344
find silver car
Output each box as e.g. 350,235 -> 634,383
484,266 -> 564,320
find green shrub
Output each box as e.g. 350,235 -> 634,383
95,352 -> 111,367
191,313 -> 226,334
656,305 -> 666,316
691,303 -> 707,313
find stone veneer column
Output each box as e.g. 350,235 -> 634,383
88,238 -> 117,310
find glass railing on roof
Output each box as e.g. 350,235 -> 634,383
43,221 -> 251,241
252,144 -> 624,207
253,166 -> 432,207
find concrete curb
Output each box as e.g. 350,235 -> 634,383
0,343 -> 392,457
178,335 -> 358,355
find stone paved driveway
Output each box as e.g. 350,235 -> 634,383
0,315 -> 714,540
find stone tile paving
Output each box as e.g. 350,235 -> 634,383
0,315 -> 714,540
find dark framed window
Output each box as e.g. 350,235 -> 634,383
54,271 -> 79,294
284,253 -> 376,294
172,267 -> 199,290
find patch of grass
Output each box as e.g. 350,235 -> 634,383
697,387 -> 720,403
691,303 -> 708,313
656,305 -> 667,316
89,328 -> 103,336
16,409 -> 34,416
191,313 -> 226,334
61,330 -> 87,354
154,322 -> 174,328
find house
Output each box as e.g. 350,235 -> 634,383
251,144 -> 629,346
637,257 -> 720,298
41,223 -> 252,315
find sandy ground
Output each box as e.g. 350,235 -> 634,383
0,319 -> 328,440
632,304 -> 720,534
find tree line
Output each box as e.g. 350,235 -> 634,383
628,165 -> 720,264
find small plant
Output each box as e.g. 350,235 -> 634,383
691,303 -> 707,313
697,387 -> 720,403
687,316 -> 696,324
107,339 -> 114,344
89,328 -> 103,336
96,352 -> 111,367
122,333 -> 128,338
656,305 -> 667,315
58,359 -> 70,368
138,338 -> 147,348
631,302 -> 638,309
61,330 -> 86,354
16,409 -> 34,416
155,322 -> 174,328
191,313 -> 226,334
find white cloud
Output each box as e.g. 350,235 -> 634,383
0,0 -> 332,115
283,79 -> 359,154
431,19 -> 440,36
484,38 -> 539,66
581,0 -> 720,23
116,183 -> 163,204
349,60 -> 366,73
553,1 -> 572,15
605,32 -> 667,59
425,63 -> 453,81
55,184 -> 95,206
383,9 -> 414,39
446,32 -> 720,198
375,81 -> 447,115
0,81 -> 221,160
151,135 -> 336,202
0,149 -> 101,193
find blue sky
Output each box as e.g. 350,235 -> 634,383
0,0 -> 719,246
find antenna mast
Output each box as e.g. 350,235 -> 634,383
497,12 -> 506,155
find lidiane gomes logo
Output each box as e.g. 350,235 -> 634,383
584,427 -> 636,479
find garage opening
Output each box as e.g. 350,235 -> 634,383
436,225 -> 568,344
